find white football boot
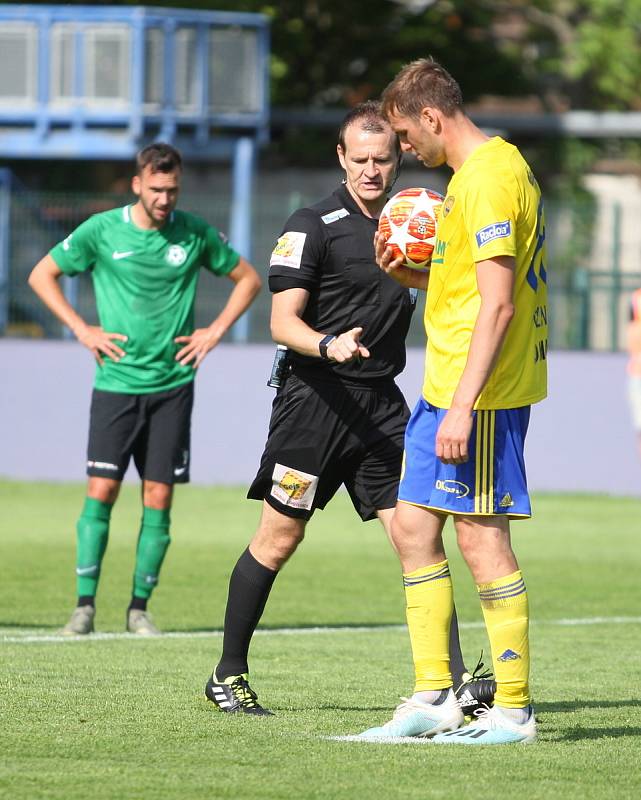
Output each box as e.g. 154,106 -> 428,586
359,689 -> 464,739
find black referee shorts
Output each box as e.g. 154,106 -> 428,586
86,382 -> 194,484
248,373 -> 409,521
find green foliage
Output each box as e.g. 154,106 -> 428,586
23,0 -> 641,110
565,1 -> 641,107
477,0 -> 641,110
1,483 -> 641,799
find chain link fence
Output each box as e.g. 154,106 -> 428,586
1,174 -> 639,351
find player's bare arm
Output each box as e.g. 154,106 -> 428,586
27,254 -> 127,365
373,231 -> 429,290
627,319 -> 641,358
270,287 -> 369,363
175,256 -> 261,367
436,255 -> 516,465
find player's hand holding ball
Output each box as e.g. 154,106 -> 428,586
376,188 -> 442,286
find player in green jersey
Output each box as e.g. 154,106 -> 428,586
28,143 -> 261,636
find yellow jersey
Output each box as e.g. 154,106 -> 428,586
424,137 -> 548,409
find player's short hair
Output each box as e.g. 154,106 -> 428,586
136,142 -> 183,175
338,101 -> 400,155
381,58 -> 463,120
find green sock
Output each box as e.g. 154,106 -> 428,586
76,497 -> 113,597
132,507 -> 171,600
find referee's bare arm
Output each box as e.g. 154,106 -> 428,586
270,287 -> 368,363
28,254 -> 127,365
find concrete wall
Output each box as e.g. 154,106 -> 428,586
1,340 -> 640,496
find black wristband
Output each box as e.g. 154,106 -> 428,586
319,334 -> 336,360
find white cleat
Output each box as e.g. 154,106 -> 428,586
432,704 -> 537,745
359,689 -> 464,739
61,605 -> 95,636
126,609 -> 161,636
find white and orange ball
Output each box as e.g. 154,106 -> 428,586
378,187 -> 443,270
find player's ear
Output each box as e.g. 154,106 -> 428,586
420,107 -> 439,132
337,144 -> 347,171
131,174 -> 141,196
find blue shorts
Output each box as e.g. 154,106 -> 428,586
399,399 -> 532,518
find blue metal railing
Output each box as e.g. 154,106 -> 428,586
0,5 -> 271,336
0,5 -> 270,158
0,168 -> 10,333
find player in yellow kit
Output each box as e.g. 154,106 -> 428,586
360,59 -> 547,744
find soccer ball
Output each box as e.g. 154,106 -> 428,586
378,187 -> 443,270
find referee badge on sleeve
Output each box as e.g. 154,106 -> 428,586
269,231 -> 307,270
270,463 -> 318,510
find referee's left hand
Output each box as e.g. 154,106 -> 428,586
175,327 -> 224,368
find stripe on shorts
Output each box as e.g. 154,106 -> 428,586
475,410 -> 495,514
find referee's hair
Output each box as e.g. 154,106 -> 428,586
338,101 -> 400,155
136,142 -> 183,175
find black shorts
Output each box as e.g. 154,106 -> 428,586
248,373 -> 409,521
86,382 -> 194,484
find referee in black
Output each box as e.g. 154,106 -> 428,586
204,102 -> 494,715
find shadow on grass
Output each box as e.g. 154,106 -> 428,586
0,621 -> 60,630
556,726 -> 641,741
537,699 -> 641,712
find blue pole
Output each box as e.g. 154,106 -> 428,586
0,169 -> 10,334
130,11 -> 145,143
229,135 -> 256,343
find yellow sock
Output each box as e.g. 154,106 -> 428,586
477,569 -> 530,707
403,560 -> 453,692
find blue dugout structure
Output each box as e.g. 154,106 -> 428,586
0,4 -> 270,338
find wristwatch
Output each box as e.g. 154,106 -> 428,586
318,334 -> 336,360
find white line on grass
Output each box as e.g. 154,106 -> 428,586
1,616 -> 640,645
325,735 -> 431,745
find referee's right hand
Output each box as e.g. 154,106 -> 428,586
327,327 -> 370,363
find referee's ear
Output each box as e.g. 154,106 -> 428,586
386,152 -> 403,194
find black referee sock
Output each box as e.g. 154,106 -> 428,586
449,606 -> 467,687
215,547 -> 278,681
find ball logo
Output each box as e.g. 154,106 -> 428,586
165,244 -> 187,266
435,479 -> 470,498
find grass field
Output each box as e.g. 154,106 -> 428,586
1,481 -> 640,800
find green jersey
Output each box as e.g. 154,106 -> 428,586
50,205 -> 240,394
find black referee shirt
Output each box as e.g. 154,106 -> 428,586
268,184 -> 415,383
